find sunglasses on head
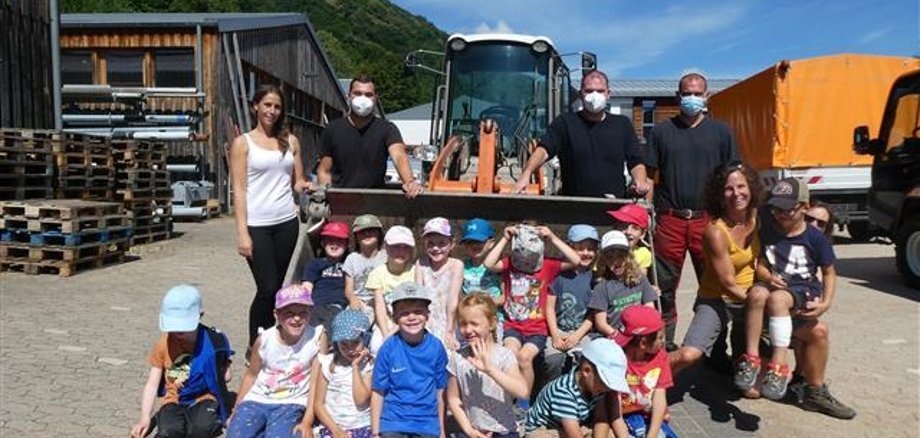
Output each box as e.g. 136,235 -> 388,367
719,160 -> 745,175
804,215 -> 828,227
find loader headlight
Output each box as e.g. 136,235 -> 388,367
449,38 -> 467,52
531,40 -> 549,53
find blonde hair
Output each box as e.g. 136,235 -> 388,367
457,293 -> 498,339
601,249 -> 643,288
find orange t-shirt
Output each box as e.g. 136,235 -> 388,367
147,333 -> 215,405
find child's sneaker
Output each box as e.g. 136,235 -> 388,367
733,354 -> 761,392
760,363 -> 791,400
801,383 -> 857,420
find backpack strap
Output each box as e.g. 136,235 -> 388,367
203,325 -> 235,422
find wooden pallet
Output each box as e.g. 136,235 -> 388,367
130,231 -> 171,246
0,174 -> 53,187
0,238 -> 129,262
0,161 -> 54,175
0,225 -> 132,246
0,199 -> 123,220
53,187 -> 113,201
56,175 -> 113,189
0,214 -> 129,234
0,129 -> 59,150
57,164 -> 116,178
0,251 -> 126,276
55,152 -> 115,168
0,147 -> 54,163
0,186 -> 53,201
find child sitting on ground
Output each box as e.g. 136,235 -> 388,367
314,309 -> 374,438
447,293 -> 529,438
229,284 -> 323,438
371,282 -> 448,438
736,178 -> 837,402
589,231 -> 658,339
483,224 -> 581,397
343,215 -> 387,321
545,224 -> 599,381
460,218 -> 504,341
366,225 -> 417,348
130,285 -> 234,438
607,204 -> 653,275
303,221 -> 350,352
525,338 -> 630,438
613,305 -> 677,438
416,217 -> 464,349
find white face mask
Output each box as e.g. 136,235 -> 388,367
350,95 -> 375,117
583,91 -> 608,114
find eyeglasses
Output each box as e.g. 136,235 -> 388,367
771,204 -> 804,216
804,215 -> 828,228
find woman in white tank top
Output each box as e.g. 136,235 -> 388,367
230,85 -> 309,350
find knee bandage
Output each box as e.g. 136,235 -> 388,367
769,316 -> 793,348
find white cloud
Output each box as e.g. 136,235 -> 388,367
858,28 -> 891,45
474,20 -> 515,34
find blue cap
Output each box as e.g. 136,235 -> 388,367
331,308 -> 371,343
461,218 -> 494,242
567,224 -> 599,243
159,285 -> 202,332
581,338 -> 629,393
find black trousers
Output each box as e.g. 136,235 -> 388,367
155,400 -> 221,438
246,217 -> 299,346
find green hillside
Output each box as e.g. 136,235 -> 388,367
62,0 -> 447,112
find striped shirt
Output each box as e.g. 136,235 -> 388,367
525,369 -> 599,431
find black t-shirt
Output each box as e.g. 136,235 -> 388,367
539,112 -> 642,197
645,116 -> 738,211
319,116 -> 403,188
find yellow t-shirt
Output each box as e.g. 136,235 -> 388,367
698,218 -> 760,303
365,264 -> 416,304
633,246 -> 652,270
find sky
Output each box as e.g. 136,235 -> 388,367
391,0 -> 918,80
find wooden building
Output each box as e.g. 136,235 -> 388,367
60,13 -> 348,206
1,0 -> 55,129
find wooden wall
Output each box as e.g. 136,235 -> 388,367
1,0 -> 54,129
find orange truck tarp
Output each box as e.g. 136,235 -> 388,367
708,54 -> 920,170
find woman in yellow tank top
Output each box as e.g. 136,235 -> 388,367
669,161 -> 762,376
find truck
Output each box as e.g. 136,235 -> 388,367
707,54 -> 919,241
853,68 -> 920,290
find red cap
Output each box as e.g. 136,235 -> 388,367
612,305 -> 664,346
320,221 -> 350,240
607,204 -> 649,230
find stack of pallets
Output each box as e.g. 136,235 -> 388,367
0,199 -> 132,276
112,141 -> 173,245
52,133 -> 115,200
0,129 -> 55,200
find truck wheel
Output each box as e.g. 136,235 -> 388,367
896,218 -> 920,290
847,221 -> 872,242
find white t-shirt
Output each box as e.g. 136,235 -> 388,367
244,325 -> 323,405
342,251 -> 388,303
318,353 -> 373,430
448,344 -> 519,434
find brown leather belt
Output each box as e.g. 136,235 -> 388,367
660,208 -> 704,220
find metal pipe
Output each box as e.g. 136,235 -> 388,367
221,34 -> 244,130
62,85 -> 202,96
232,33 -> 251,129
195,25 -> 204,137
50,0 -> 62,130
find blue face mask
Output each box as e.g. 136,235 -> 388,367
680,95 -> 707,116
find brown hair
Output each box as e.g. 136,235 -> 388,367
457,293 -> 499,339
627,331 -> 659,349
808,200 -> 836,239
251,85 -> 290,156
703,161 -> 762,221
601,249 -> 643,288
349,74 -> 376,94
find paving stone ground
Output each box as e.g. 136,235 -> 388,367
1,218 -> 917,437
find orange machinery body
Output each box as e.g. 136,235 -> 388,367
426,120 -> 544,194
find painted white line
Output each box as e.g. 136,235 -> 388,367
97,357 -> 128,366
43,329 -> 68,335
58,345 -> 87,352
110,306 -> 131,311
907,368 -> 920,375
882,339 -> 908,345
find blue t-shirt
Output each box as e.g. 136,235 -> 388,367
549,269 -> 593,332
304,258 -> 346,306
760,219 -> 835,286
372,331 -> 448,436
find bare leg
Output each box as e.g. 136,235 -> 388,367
745,286 -> 769,357
767,290 -> 794,366
518,343 -> 541,391
669,346 -> 704,376
794,320 -> 829,386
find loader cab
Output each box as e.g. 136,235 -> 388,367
853,69 -> 920,289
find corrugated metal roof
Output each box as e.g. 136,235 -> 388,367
609,78 -> 739,97
62,13 -> 305,32
388,102 -> 432,120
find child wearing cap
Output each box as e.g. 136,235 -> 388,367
366,225 -> 417,344
544,224 -> 600,381
315,309 -> 374,438
613,306 -> 677,438
130,285 -> 234,438
607,204 -> 653,275
525,338 -> 629,438
303,221 -> 351,353
416,217 -> 464,349
460,218 -> 504,341
739,177 -> 837,401
344,215 -> 387,319
588,231 -> 657,339
483,224 -> 581,395
371,282 -> 449,438
229,284 -> 323,438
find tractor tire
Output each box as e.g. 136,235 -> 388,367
847,221 -> 872,242
895,218 -> 920,290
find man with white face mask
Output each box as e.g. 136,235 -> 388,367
317,75 -> 422,198
514,69 -> 650,198
645,70 -> 739,352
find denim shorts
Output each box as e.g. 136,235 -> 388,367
502,327 -> 547,350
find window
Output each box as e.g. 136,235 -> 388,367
642,100 -> 656,142
155,49 -> 195,88
106,51 -> 144,86
61,50 -> 94,84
